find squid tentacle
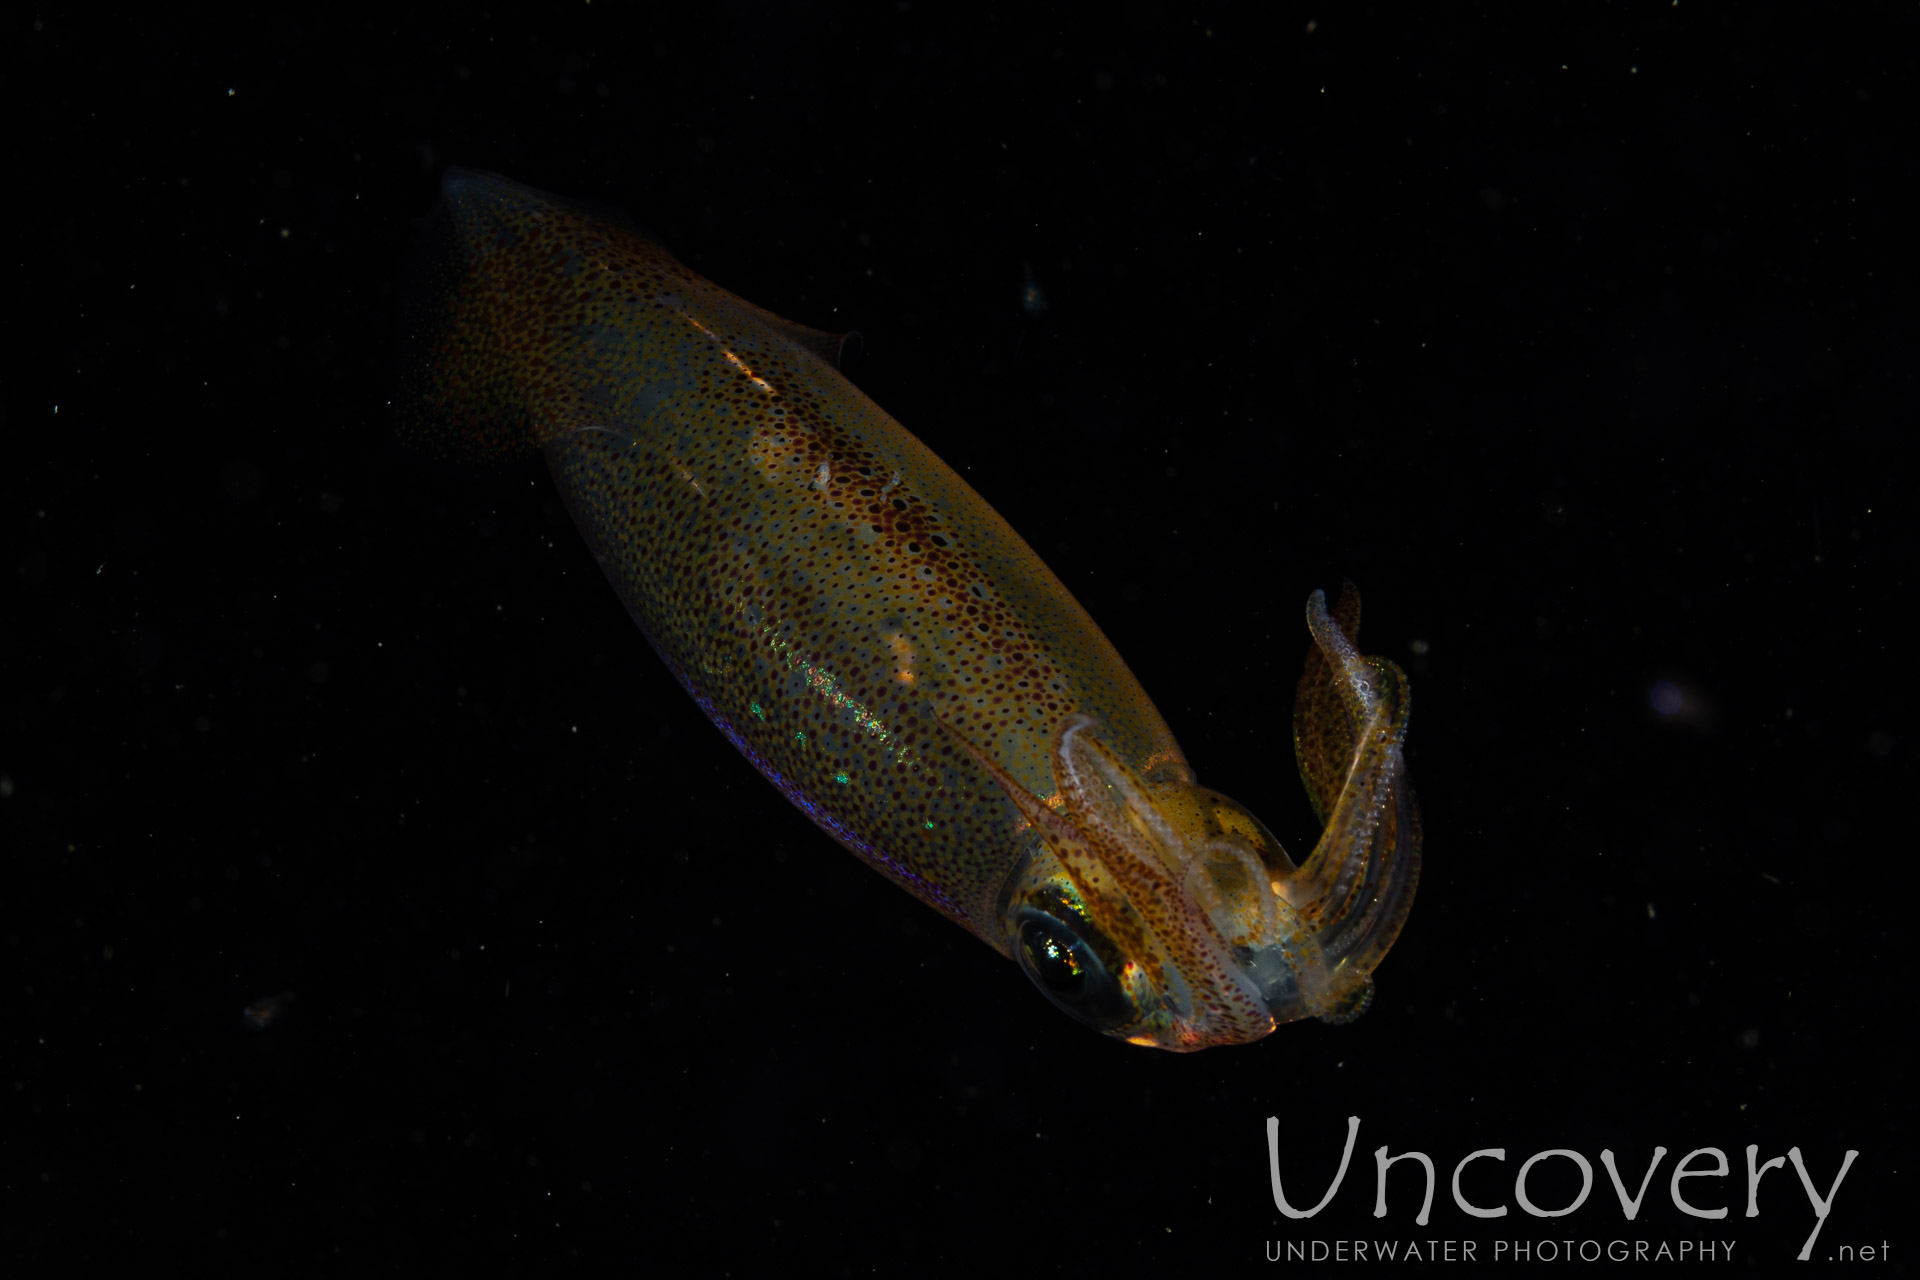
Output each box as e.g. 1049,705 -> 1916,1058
938,580 -> 1421,1046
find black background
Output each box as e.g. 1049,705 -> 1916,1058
8,3 -> 1911,1271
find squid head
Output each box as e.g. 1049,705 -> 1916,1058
945,583 -> 1421,1050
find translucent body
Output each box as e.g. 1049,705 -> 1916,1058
398,169 -> 1421,1049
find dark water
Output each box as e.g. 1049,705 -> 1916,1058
8,5 -> 1909,1270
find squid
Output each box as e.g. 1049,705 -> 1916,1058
396,169 -> 1421,1049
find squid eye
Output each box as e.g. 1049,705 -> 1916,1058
1014,909 -> 1135,1031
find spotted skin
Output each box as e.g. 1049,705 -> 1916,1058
399,170 -> 1421,1048
402,169 -> 1181,943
